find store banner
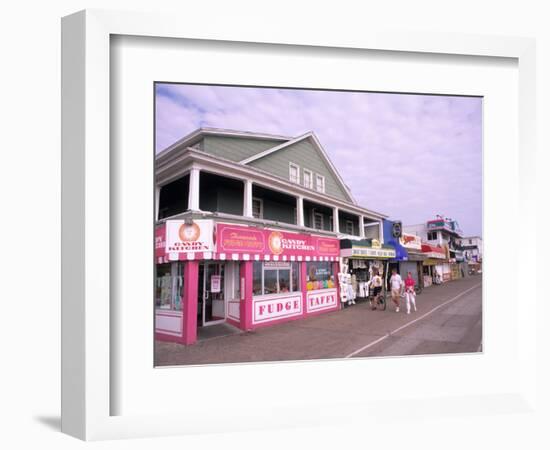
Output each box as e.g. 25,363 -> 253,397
400,233 -> 422,250
340,246 -> 396,259
216,223 -> 340,258
165,220 -> 214,253
155,224 -> 167,259
421,243 -> 446,259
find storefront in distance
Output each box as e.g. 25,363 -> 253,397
339,238 -> 396,298
397,233 -> 427,288
421,243 -> 448,285
155,219 -> 341,345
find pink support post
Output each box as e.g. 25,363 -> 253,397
240,261 -> 253,331
300,261 -> 308,316
333,261 -> 341,310
182,261 -> 199,345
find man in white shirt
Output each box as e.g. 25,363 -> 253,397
389,269 -> 403,312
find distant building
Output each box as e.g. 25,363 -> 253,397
457,236 -> 483,272
404,216 -> 468,282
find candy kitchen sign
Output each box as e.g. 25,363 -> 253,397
216,223 -> 340,258
165,220 -> 214,253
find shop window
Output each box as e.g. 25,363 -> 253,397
252,261 -> 301,296
155,262 -> 183,311
289,162 -> 300,184
306,261 -> 335,291
252,197 -> 263,219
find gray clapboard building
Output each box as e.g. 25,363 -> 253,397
154,127 -> 389,345
156,127 -> 384,235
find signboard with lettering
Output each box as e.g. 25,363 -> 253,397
210,275 -> 221,293
216,223 -> 340,258
165,220 -> 214,253
340,246 -> 396,259
252,294 -> 302,324
306,289 -> 338,313
399,233 -> 422,250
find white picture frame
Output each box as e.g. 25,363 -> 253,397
61,9 -> 537,441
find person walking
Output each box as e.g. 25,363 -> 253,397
404,272 -> 417,314
389,268 -> 403,312
367,269 -> 383,310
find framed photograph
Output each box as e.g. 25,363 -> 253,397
61,9 -> 537,441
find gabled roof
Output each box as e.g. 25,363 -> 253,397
239,131 -> 357,205
156,127 -> 291,158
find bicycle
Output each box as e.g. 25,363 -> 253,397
368,287 -> 387,311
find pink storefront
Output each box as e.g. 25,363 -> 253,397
155,220 -> 341,345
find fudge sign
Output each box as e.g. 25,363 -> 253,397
253,294 -> 302,324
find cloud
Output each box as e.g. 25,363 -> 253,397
155,84 -> 482,236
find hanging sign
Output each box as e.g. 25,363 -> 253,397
210,275 -> 221,293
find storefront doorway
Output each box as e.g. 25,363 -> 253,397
197,262 -> 226,327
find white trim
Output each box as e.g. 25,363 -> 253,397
157,127 -> 291,158
289,161 -> 300,184
156,148 -> 387,220
302,168 -> 313,189
188,166 -> 200,211
243,179 -> 253,218
239,132 -> 311,164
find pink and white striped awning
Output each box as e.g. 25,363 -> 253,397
157,252 -> 338,264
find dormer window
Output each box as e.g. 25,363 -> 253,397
315,174 -> 325,193
303,169 -> 313,189
289,162 -> 300,184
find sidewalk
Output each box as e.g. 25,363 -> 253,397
155,274 -> 482,366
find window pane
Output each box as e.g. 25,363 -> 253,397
172,262 -> 183,311
278,269 -> 290,293
263,269 -> 278,295
253,261 -> 263,295
156,263 -> 173,309
306,261 -> 334,290
291,262 -> 300,292
233,264 -> 241,300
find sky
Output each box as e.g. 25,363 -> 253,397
155,84 -> 482,237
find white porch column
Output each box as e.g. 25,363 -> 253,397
296,196 -> 304,227
333,207 -> 340,234
188,167 -> 200,211
155,186 -> 161,221
359,215 -> 365,238
243,179 -> 253,218
378,220 -> 383,243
